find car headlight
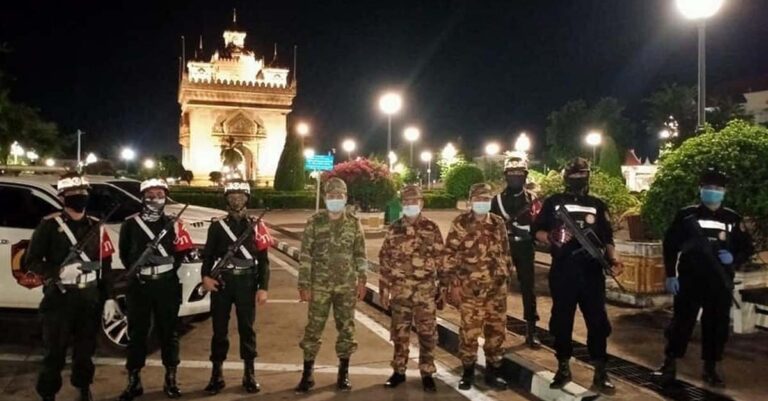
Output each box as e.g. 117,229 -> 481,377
188,283 -> 208,302
182,246 -> 204,264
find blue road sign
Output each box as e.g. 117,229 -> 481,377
305,155 -> 334,171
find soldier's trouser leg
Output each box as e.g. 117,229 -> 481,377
578,275 -> 611,360
300,290 -> 332,360
37,287 -> 72,397
332,289 -> 358,358
414,298 -> 437,375
126,281 -> 152,370
210,279 -> 235,362
482,287 -> 508,365
512,241 -> 538,322
664,277 -> 702,359
233,277 -> 257,361
390,298 -> 413,374
153,276 -> 182,367
459,293 -> 485,365
700,286 -> 731,362
549,271 -> 579,360
70,288 -> 100,388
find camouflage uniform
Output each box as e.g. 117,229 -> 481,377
443,184 -> 512,367
298,178 -> 368,360
379,185 -> 444,376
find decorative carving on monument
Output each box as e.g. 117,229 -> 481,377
226,113 -> 254,136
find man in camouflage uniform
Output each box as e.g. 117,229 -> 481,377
443,183 -> 513,390
295,177 -> 368,393
378,185 -> 444,392
490,155 -> 542,348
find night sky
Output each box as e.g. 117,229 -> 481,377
2,0 -> 767,161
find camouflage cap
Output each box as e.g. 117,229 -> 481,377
324,177 -> 348,194
504,156 -> 528,171
468,183 -> 493,199
401,184 -> 423,200
563,157 -> 591,176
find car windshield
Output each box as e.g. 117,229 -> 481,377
88,183 -> 143,223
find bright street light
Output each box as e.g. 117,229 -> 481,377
303,148 -> 316,159
44,158 -> 55,167
388,151 -> 398,166
514,132 -> 532,153
26,151 -> 39,162
120,147 -> 136,161
296,122 -> 310,137
676,0 -> 724,20
10,141 -> 24,164
342,139 -> 356,160
659,129 -> 671,139
379,92 -> 403,171
441,142 -> 458,164
143,159 -> 156,170
420,150 -> 433,163
85,153 -> 98,165
485,142 -> 500,156
420,150 -> 433,189
403,126 -> 421,166
585,131 -> 602,163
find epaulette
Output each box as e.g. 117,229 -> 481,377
43,211 -> 62,220
210,216 -> 222,222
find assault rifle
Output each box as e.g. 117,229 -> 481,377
207,209 -> 269,289
554,203 -> 626,292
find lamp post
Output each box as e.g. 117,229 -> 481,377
10,141 -> 24,164
585,131 -> 602,163
45,158 -> 55,167
76,129 -> 85,167
379,92 -> 402,170
120,147 -> 136,172
403,126 -> 420,166
143,159 -> 156,170
420,150 -> 433,189
342,139 -> 356,161
676,0 -> 725,130
303,148 -> 315,159
296,122 -> 310,137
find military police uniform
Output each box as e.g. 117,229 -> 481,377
652,168 -> 753,388
444,183 -> 512,390
24,173 -> 116,401
490,156 -> 542,348
117,178 -> 194,401
201,179 -> 271,394
295,177 -> 368,393
379,185 -> 444,391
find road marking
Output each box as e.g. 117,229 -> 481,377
269,253 -> 501,401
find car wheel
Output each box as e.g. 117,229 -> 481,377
100,293 -> 130,350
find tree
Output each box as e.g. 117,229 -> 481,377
273,128 -> 306,191
0,94 -> 60,165
156,154 -> 186,178
708,95 -> 753,131
643,84 -> 697,143
444,164 -> 484,200
597,135 -> 622,178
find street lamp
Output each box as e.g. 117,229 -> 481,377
388,151 -> 398,167
10,141 -> 24,164
514,132 -> 532,154
85,153 -> 98,165
585,131 -> 602,163
403,126 -> 420,166
26,151 -> 39,163
143,159 -> 156,170
44,158 -> 55,167
296,122 -> 310,137
76,129 -> 85,167
379,92 -> 403,170
121,147 -> 136,172
676,0 -> 725,130
342,139 -> 356,160
303,148 -> 316,159
420,150 -> 433,189
441,142 -> 458,165
484,142 -> 500,156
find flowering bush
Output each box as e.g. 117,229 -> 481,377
323,158 -> 396,212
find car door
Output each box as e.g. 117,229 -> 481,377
0,184 -> 61,309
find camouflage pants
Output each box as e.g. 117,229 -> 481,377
458,282 -> 508,366
390,284 -> 437,375
299,288 -> 358,360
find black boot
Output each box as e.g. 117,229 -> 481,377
242,360 -> 261,393
525,321 -> 542,349
77,387 -> 93,401
294,360 -> 315,393
41,396 -> 55,401
204,362 -> 226,395
337,358 -> 352,391
119,370 -> 143,401
458,363 -> 475,390
550,358 -> 572,389
592,359 -> 615,394
422,375 -> 437,393
384,371 -> 406,388
484,364 -> 508,390
650,357 -> 676,386
703,361 -> 725,388
163,367 -> 182,398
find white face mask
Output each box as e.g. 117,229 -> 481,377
402,204 -> 421,217
471,201 -> 492,215
325,198 -> 346,213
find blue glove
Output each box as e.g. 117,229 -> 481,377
718,249 -> 734,265
665,277 -> 680,296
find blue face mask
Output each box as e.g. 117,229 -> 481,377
471,201 -> 492,215
325,198 -> 346,213
403,204 -> 421,218
700,188 -> 725,206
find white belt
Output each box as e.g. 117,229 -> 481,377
61,271 -> 98,285
230,264 -> 254,270
139,264 -> 174,276
513,224 -> 530,231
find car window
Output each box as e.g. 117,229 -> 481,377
88,184 -> 142,222
0,185 -> 60,229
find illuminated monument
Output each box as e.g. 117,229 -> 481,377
178,11 -> 295,186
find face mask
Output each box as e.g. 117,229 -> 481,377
226,194 -> 248,214
506,176 -> 526,191
403,204 -> 421,218
144,197 -> 166,212
566,177 -> 589,193
325,198 -> 346,213
700,188 -> 725,206
63,194 -> 89,213
471,201 -> 492,215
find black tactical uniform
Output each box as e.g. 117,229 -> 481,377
490,156 -> 541,348
24,174 -> 114,401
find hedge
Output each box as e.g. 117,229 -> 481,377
423,192 -> 456,209
170,190 -> 316,210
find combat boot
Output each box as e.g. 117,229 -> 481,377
242,360 -> 261,393
703,360 -> 725,388
384,371 -> 406,388
204,362 -> 226,395
525,321 -> 542,349
77,387 -> 93,401
422,375 -> 437,392
337,358 -> 352,391
294,360 -> 315,393
650,356 -> 676,386
41,396 -> 55,401
550,358 -> 572,389
119,369 -> 144,401
592,359 -> 615,394
484,363 -> 508,390
163,367 -> 181,398
458,363 -> 475,390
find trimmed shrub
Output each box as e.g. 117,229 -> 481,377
444,164 -> 484,200
423,192 -> 457,209
274,129 -> 306,191
323,158 -> 397,212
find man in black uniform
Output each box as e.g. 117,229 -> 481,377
651,167 -> 753,388
200,179 -> 271,394
24,172 -> 118,401
490,155 -> 542,348
118,178 -> 195,401
532,158 -> 623,394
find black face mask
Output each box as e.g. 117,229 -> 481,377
64,194 -> 89,213
565,177 -> 589,193
506,176 -> 526,191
